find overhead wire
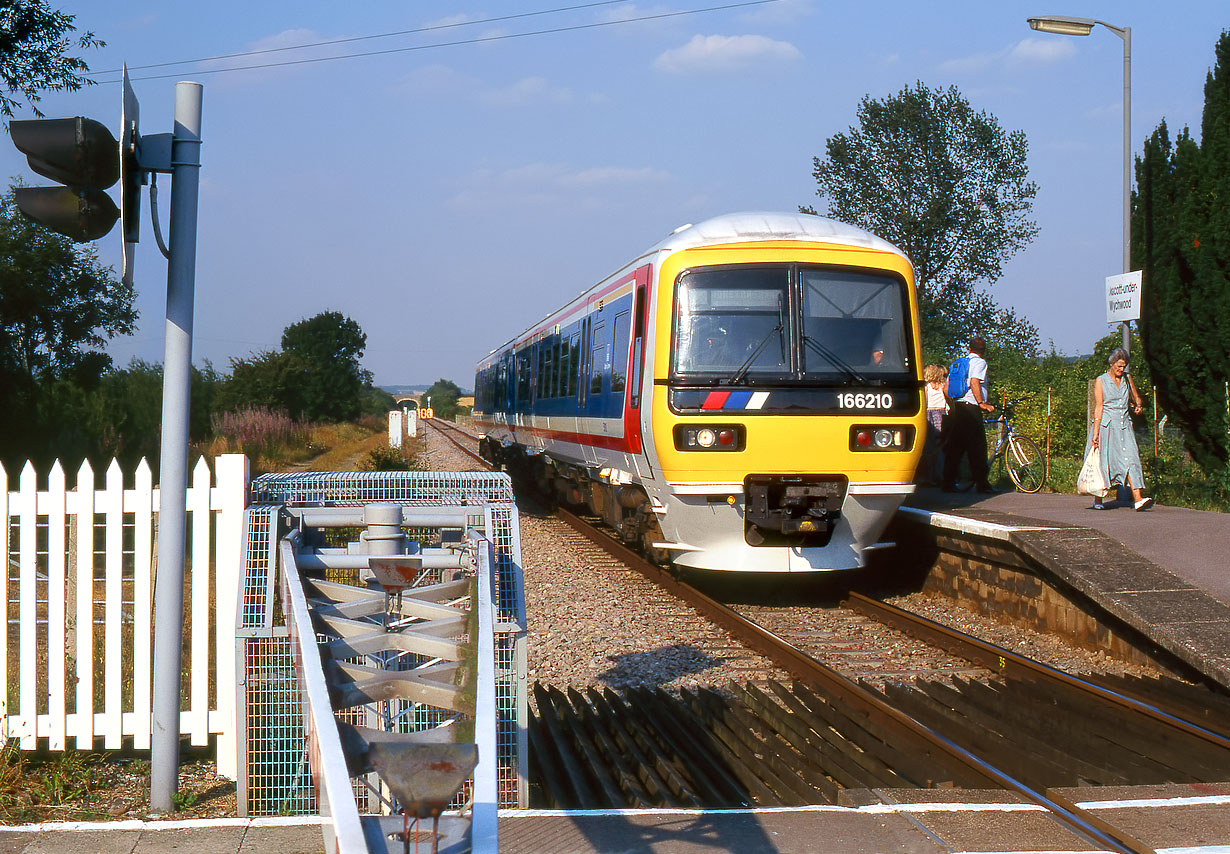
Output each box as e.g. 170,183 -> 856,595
89,0 -> 780,84
91,0 -> 636,76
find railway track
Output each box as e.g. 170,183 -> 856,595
424,418 -> 1230,853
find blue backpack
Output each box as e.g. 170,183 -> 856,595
946,356 -> 970,399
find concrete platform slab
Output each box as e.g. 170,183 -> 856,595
0,820 -> 325,854
900,489 -> 1230,689
497,808 -> 945,854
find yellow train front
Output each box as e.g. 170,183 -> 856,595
474,211 -> 924,573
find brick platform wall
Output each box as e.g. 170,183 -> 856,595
892,520 -> 1172,673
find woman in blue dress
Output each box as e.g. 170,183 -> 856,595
1086,348 -> 1153,511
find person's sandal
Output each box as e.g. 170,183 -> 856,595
1092,502 -> 1106,510
1134,497 -> 1154,512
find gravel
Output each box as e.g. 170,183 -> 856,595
420,422 -> 1165,694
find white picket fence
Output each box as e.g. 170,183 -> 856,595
0,454 -> 247,780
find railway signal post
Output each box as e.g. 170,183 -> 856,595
9,69 -> 206,813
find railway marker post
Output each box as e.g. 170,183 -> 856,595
149,79 -> 205,815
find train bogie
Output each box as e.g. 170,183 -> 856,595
474,212 -> 925,573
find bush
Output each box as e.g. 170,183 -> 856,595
360,445 -> 415,471
210,406 -> 308,462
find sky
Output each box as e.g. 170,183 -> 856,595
2,1 -> 1227,388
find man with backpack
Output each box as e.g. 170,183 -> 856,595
942,336 -> 996,494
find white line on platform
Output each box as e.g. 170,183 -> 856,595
501,792 -> 1230,819
898,505 -> 1064,540
952,850 -> 1230,854
0,815 -> 326,833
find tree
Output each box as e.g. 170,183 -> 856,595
1133,31 -> 1230,472
423,378 -> 462,420
803,81 -> 1040,358
280,311 -> 372,422
0,188 -> 135,463
219,349 -> 304,416
0,190 -> 134,385
0,1 -> 102,117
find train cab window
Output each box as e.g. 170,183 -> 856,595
673,267 -> 790,378
612,311 -> 630,394
801,269 -> 909,377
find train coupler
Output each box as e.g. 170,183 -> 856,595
744,475 -> 847,547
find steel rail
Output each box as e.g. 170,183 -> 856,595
426,419 -> 491,468
553,507 -> 1155,854
845,591 -> 1230,750
427,420 -> 1157,853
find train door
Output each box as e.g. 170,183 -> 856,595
628,267 -> 655,479
581,305 -> 604,467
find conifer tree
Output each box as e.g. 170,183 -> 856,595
1134,31 -> 1230,471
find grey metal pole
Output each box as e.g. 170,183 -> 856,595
1121,26 -> 1132,354
150,81 -> 204,814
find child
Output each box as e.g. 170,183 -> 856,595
921,363 -> 948,485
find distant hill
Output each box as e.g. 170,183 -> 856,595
380,384 -> 474,396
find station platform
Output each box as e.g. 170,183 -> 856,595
899,487 -> 1230,691
497,784 -> 1230,853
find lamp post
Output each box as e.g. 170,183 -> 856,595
1027,15 -> 1131,354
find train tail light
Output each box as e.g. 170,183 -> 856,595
850,426 -> 914,451
675,424 -> 745,451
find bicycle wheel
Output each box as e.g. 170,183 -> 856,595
1006,434 -> 1046,493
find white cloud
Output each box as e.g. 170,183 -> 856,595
940,37 -> 1077,74
397,63 -> 476,97
450,162 -> 671,212
396,68 -> 595,108
597,3 -> 673,23
422,14 -> 476,29
1009,37 -> 1078,64
739,0 -> 815,26
478,76 -> 574,108
559,166 -> 671,188
654,34 -> 801,73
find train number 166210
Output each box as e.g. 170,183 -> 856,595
837,392 -> 894,409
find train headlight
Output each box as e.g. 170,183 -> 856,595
849,425 -> 915,452
675,424 -> 745,451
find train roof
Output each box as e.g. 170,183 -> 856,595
476,211 -> 911,366
656,211 -> 907,257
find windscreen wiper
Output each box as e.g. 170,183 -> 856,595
801,335 -> 867,384
725,322 -> 784,385
726,295 -> 787,385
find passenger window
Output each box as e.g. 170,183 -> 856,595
568,334 -> 580,397
612,311 -> 629,394
590,323 -> 606,396
551,339 -> 562,398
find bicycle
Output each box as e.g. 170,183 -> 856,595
985,397 -> 1047,493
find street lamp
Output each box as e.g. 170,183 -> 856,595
1027,15 -> 1132,353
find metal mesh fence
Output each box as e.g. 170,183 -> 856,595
237,471 -> 525,816
250,470 -> 513,507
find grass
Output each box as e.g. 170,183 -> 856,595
981,427 -> 1230,512
202,412 -> 425,475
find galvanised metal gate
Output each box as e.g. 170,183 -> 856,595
235,471 -> 526,819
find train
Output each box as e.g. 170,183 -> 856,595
473,211 -> 924,573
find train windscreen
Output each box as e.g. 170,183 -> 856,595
672,265 -> 911,382
799,268 -> 910,379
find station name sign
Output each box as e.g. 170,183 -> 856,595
1105,270 -> 1142,324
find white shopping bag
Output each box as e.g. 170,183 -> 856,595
1076,447 -> 1107,497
